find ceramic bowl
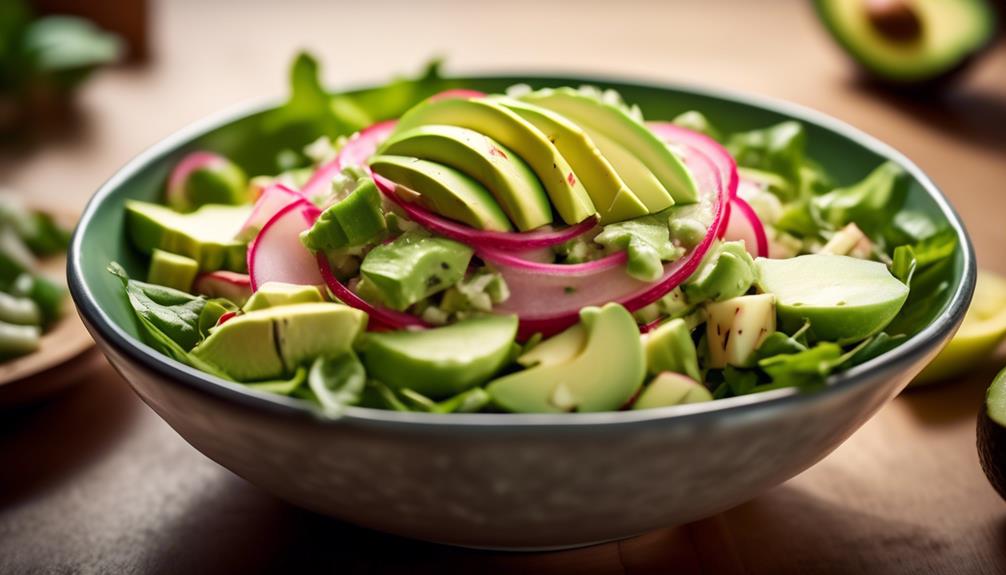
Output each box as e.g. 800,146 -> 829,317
68,74 -> 974,550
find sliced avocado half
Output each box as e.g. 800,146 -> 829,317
386,97 -> 597,225
521,87 -> 698,204
815,0 -> 996,85
380,124 -> 552,231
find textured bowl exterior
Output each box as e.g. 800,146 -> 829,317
90,320 -> 945,548
69,73 -> 974,549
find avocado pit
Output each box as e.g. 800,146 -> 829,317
865,0 -> 923,44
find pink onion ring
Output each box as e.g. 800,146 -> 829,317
725,196 -> 770,258
373,173 -> 599,251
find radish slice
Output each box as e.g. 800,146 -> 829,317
316,252 -> 429,330
193,270 -> 253,303
646,122 -> 738,239
247,199 -> 323,291
428,89 -> 486,102
237,183 -> 305,240
299,120 -> 398,199
724,196 -> 769,258
216,311 -> 238,326
167,151 -> 228,207
485,145 -> 728,338
373,173 -> 598,251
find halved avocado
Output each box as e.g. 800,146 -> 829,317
814,0 -> 997,86
978,366 -> 1006,501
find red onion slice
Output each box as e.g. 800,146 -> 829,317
238,182 -> 305,240
373,173 -> 599,251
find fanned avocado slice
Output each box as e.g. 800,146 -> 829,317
814,0 -> 996,85
370,155 -> 512,232
380,124 -> 552,231
385,97 -> 597,225
521,87 -> 698,204
492,97 -> 649,224
125,201 -> 250,272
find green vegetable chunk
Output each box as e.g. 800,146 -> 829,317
171,156 -> 249,212
147,249 -> 199,292
300,179 -> 387,252
755,254 -> 909,344
488,303 -> 644,413
243,282 -> 324,312
0,291 -> 40,326
633,372 -> 712,410
11,273 -> 65,325
644,318 -> 700,380
191,302 -> 367,381
359,314 -> 518,399
0,321 -> 41,358
683,241 -> 756,303
125,201 -> 250,272
359,232 -> 473,311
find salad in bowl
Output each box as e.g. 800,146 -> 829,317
106,56 -> 956,416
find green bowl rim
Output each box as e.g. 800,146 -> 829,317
68,72 -> 976,430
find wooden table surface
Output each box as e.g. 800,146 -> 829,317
1,1 -> 1004,573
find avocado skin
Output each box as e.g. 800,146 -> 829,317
812,0 -> 998,89
977,406 -> 1006,501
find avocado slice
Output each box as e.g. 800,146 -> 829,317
243,282 -> 324,312
300,179 -> 387,252
190,302 -> 367,381
585,127 -> 676,213
359,231 -> 473,311
683,241 -> 757,304
756,254 -> 909,344
125,201 -> 250,272
978,366 -> 1006,501
147,249 -> 199,292
487,303 -> 645,413
644,318 -> 701,380
360,314 -> 518,399
492,98 -> 650,224
387,97 -> 597,225
370,155 -> 512,232
380,125 -> 552,231
814,0 -> 996,85
517,323 -> 585,368
632,372 -> 712,410
521,88 -> 698,204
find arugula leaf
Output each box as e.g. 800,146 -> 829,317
753,321 -> 811,361
722,366 -> 759,396
351,58 -> 452,122
891,245 -> 917,286
812,161 -> 908,239
594,214 -> 682,281
757,342 -> 844,390
886,209 -> 940,246
308,352 -> 367,415
841,332 -> 906,369
910,228 -> 957,269
727,121 -> 806,190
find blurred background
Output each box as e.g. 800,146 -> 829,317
0,1 -> 1004,573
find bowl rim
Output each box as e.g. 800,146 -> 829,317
68,71 -> 976,430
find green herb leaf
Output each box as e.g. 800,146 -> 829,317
891,245 -> 917,286
757,342 -> 844,390
812,161 -> 908,240
108,262 -> 206,351
727,121 -> 806,190
308,352 -> 367,415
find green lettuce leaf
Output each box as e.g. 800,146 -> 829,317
308,352 -> 367,414
812,161 -> 908,239
727,121 -> 806,190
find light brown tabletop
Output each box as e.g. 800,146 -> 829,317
1,1 -> 1004,573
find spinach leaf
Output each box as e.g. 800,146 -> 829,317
108,262 -> 205,351
727,121 -> 805,190
308,352 -> 367,415
108,263 -> 229,378
891,245 -> 917,286
595,214 -> 682,282
812,161 -> 908,239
